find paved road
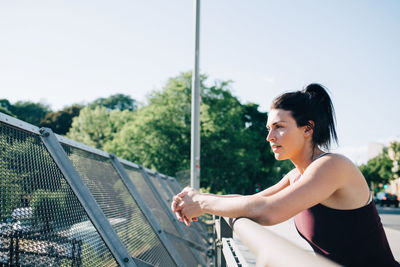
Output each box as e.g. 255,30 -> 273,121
377,206 -> 400,231
377,206 -> 400,215
377,206 -> 400,261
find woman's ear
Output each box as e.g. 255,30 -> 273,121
304,120 -> 315,137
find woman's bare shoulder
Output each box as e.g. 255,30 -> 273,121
308,153 -> 360,181
313,153 -> 370,208
317,153 -> 357,168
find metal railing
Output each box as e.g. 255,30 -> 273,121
215,216 -> 339,267
0,111 -> 213,267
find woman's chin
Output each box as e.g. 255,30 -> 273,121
274,153 -> 288,161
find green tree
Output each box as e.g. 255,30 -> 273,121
39,104 -> 83,135
0,126 -> 65,219
388,141 -> 400,178
0,105 -> 14,116
0,99 -> 13,110
88,93 -> 137,111
8,101 -> 52,125
31,190 -> 66,231
359,148 -> 394,188
199,85 -> 289,193
67,106 -> 135,149
0,99 -> 15,116
104,73 -> 193,176
105,72 -> 285,194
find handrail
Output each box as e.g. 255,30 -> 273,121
224,217 -> 339,267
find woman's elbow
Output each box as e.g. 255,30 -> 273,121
249,201 -> 279,226
255,213 -> 277,226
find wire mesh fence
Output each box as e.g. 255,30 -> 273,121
0,112 -> 213,267
0,122 -> 117,266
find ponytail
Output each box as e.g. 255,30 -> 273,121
302,83 -> 338,150
271,83 -> 338,150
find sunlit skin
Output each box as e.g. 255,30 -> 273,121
266,109 -> 319,173
171,109 -> 371,226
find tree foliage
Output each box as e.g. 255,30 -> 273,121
104,73 -> 193,176
39,104 -> 83,135
105,72 -> 291,194
388,141 -> 400,178
0,105 -> 14,116
67,106 -> 135,149
88,93 -> 137,111
0,124 -> 85,231
0,73 -> 295,195
0,99 -> 52,126
0,99 -> 15,116
9,101 -> 52,126
359,147 -> 394,187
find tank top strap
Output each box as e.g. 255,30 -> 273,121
366,191 -> 373,205
313,152 -> 329,161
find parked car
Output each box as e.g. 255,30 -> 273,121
374,192 -> 399,207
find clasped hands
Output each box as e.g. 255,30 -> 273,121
170,187 -> 202,226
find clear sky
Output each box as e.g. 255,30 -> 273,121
1,0 -> 399,164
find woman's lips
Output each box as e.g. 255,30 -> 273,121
271,145 -> 281,152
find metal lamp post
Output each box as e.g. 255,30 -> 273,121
191,0 -> 201,190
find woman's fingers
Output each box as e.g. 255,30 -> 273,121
171,195 -> 182,212
175,211 -> 184,222
177,210 -> 198,226
171,188 -> 199,226
183,215 -> 191,226
177,190 -> 187,198
171,198 -> 176,211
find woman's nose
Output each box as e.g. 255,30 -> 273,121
266,131 -> 274,142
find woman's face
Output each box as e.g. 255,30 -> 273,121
266,109 -> 307,160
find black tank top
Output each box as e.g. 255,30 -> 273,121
294,201 -> 399,266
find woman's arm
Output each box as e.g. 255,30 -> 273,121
254,168 -> 296,197
174,154 -> 349,226
172,170 -> 294,224
197,169 -> 292,199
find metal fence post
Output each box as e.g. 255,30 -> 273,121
215,216 -> 232,267
109,154 -> 186,267
39,127 -> 136,267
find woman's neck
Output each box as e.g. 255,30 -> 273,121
291,147 -> 324,174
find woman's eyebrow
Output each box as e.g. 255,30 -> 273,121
266,120 -> 286,128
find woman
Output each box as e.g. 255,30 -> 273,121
171,84 -> 399,266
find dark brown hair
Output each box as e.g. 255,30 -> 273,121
270,83 -> 338,150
